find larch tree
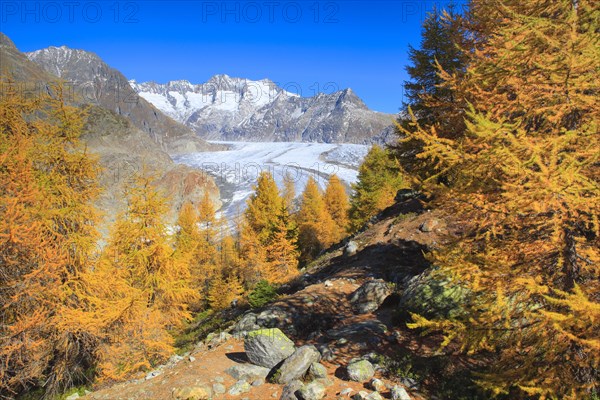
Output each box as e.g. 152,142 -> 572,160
348,145 -> 408,233
405,1 -> 600,398
297,176 -> 335,263
241,171 -> 298,284
323,174 -> 350,242
0,84 -> 101,397
282,171 -> 297,213
104,174 -> 197,327
264,205 -> 299,284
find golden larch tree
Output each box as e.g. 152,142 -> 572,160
323,174 -> 350,242
297,176 -> 336,263
404,1 -> 600,398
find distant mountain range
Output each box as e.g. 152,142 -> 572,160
130,76 -> 396,143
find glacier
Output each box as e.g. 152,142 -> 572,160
172,141 -> 370,224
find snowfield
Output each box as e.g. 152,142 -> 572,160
173,141 -> 370,223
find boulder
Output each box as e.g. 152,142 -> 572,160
233,313 -> 260,335
280,379 -> 304,400
317,344 -> 335,362
390,385 -> 411,400
275,345 -> 321,384
244,328 -> 295,368
349,280 -> 391,314
225,364 -> 270,382
369,378 -> 386,392
297,381 -> 326,400
172,385 -> 212,400
256,308 -> 294,329
419,218 -> 440,232
212,383 -> 226,394
307,362 -> 328,380
228,380 -> 251,396
400,271 -> 468,319
346,360 -> 375,382
345,241 -> 358,256
365,392 -> 384,400
351,391 -> 370,400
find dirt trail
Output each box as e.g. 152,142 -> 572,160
86,200 -> 447,400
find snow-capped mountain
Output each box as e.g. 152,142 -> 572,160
130,75 -> 396,144
26,45 -> 215,153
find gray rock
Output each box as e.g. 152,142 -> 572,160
275,345 -> 321,384
346,360 -> 375,382
280,379 -> 304,400
213,376 -> 224,383
419,218 -> 439,232
317,344 -> 336,362
365,392 -> 384,400
345,240 -> 358,256
297,381 -> 326,400
352,391 -> 370,400
256,307 -> 293,329
399,377 -> 419,390
349,279 -> 392,314
390,385 -> 411,400
369,378 -> 386,392
327,321 -> 387,339
65,394 -> 80,400
400,271 -> 468,319
307,362 -> 328,380
228,380 -> 251,396
234,312 -> 260,335
244,328 -> 295,368
212,383 -> 226,394
172,385 -> 212,400
251,378 -> 265,386
225,364 -> 270,381
339,388 -> 354,397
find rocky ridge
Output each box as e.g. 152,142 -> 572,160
130,76 -> 397,144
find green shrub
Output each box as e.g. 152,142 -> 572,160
248,280 -> 278,308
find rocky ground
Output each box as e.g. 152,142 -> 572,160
81,196 -> 461,400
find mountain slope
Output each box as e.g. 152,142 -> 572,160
131,75 -> 396,144
84,198 -> 450,400
25,45 -> 217,154
1,32 -> 220,230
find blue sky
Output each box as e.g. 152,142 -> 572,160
2,1 -> 464,113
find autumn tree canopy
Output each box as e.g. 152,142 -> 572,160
404,1 -> 600,398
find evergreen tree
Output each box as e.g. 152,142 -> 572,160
348,145 -> 407,232
323,174 -> 350,242
406,1 -> 600,398
393,5 -> 469,179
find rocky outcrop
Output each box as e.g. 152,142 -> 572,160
349,280 -> 392,314
274,345 -> 321,384
244,329 -> 296,368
